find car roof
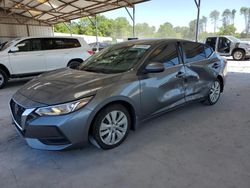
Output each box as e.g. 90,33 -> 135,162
116,38 -> 202,47
16,36 -> 83,40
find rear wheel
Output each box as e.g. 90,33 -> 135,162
91,104 -> 131,149
67,60 -> 81,69
232,49 -> 245,61
0,69 -> 8,89
204,80 -> 221,105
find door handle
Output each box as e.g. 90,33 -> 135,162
212,63 -> 220,69
176,71 -> 185,78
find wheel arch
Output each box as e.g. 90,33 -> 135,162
67,58 -> 84,66
231,48 -> 246,56
217,75 -> 224,92
88,99 -> 137,137
0,64 -> 10,77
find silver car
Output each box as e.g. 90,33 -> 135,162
9,39 -> 227,150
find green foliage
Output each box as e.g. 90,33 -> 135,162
111,17 -> 132,39
54,23 -> 71,33
53,7 -> 250,41
135,23 -> 155,38
218,24 -> 237,35
156,22 -> 175,38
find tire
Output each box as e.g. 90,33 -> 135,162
0,69 -> 8,89
204,79 -> 221,105
67,61 -> 81,69
91,104 -> 131,149
232,49 -> 245,61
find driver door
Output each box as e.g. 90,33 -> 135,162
139,42 -> 186,118
217,37 -> 231,56
8,38 -> 46,74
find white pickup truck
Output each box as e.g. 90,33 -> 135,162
205,36 -> 250,61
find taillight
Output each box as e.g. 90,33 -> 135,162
87,50 -> 94,55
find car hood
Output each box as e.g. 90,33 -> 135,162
18,68 -> 122,105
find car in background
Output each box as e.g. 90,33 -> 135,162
205,36 -> 250,61
10,39 -> 227,150
89,42 -> 111,53
0,36 -> 92,89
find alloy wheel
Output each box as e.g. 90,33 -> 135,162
99,110 -> 128,145
234,51 -> 243,60
209,81 -> 221,103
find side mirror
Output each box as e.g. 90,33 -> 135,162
145,62 -> 165,73
9,46 -> 19,53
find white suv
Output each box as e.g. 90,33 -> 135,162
0,36 -> 93,88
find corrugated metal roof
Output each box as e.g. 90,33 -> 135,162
0,0 -> 149,26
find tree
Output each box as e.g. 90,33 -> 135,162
111,17 -> 132,39
210,10 -> 220,33
218,24 -> 237,35
174,26 -> 190,39
188,19 -> 197,40
54,23 -> 71,33
231,9 -> 237,25
135,23 -> 156,38
156,22 -> 175,38
222,9 -> 232,27
199,16 -> 208,33
240,7 -> 250,35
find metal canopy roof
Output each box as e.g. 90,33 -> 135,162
0,0 -> 148,26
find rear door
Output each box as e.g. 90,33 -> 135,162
140,42 -> 186,117
42,38 -> 70,71
8,38 -> 46,74
181,41 -> 216,101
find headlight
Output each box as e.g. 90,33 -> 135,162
35,96 -> 93,116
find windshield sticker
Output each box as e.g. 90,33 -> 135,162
132,45 -> 151,49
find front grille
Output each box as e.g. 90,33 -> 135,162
10,99 -> 26,128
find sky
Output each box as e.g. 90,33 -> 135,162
102,0 -> 250,32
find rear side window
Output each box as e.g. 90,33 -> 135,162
63,39 -> 81,48
42,38 -> 81,50
148,43 -> 180,68
43,38 -> 54,50
204,45 -> 213,58
182,42 -> 206,63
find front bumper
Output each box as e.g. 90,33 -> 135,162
9,94 -> 93,150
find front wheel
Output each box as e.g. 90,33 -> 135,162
91,104 -> 131,149
232,50 -> 245,61
204,80 -> 221,105
0,70 -> 8,89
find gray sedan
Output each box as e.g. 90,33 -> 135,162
9,39 -> 227,150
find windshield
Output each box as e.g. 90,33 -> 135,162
79,43 -> 151,74
227,36 -> 240,42
0,38 -> 21,51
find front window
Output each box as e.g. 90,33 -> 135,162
147,43 -> 180,68
79,44 -> 151,74
218,37 -> 231,53
0,38 -> 21,51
